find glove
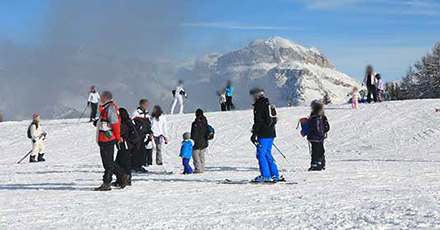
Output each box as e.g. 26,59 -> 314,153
163,137 -> 168,145
105,130 -> 113,138
87,101 -> 90,106
250,134 -> 259,147
32,139 -> 36,143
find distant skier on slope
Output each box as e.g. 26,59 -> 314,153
28,114 -> 47,163
308,100 -> 330,171
249,88 -> 281,182
170,80 -> 187,115
217,87 -> 227,111
376,74 -> 384,102
94,91 -> 128,191
225,80 -> 235,111
87,85 -> 100,122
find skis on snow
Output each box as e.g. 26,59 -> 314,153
219,179 -> 297,185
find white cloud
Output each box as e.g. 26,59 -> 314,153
181,22 -> 302,31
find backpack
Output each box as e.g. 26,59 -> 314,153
205,124 -> 215,140
266,104 -> 278,126
297,117 -> 309,137
27,123 -> 33,139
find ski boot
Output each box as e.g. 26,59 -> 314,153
94,183 -> 111,191
251,175 -> 272,183
272,175 -> 286,182
29,155 -> 37,163
111,179 -> 122,187
37,153 -> 46,162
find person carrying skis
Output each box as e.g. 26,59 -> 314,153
249,88 -> 280,182
191,109 -> 209,173
363,65 -> 378,103
131,99 -> 152,172
94,91 -> 128,191
225,80 -> 234,111
180,132 -> 194,174
308,100 -> 330,171
170,80 -> 187,114
28,114 -> 47,163
151,105 -> 168,165
88,85 -> 100,122
376,74 -> 384,102
112,108 -> 140,187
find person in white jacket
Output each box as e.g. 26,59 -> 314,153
29,114 -> 47,163
150,105 -> 168,165
170,80 -> 187,115
88,85 -> 100,122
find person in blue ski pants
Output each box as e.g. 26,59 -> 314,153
249,87 -> 280,182
256,138 -> 279,181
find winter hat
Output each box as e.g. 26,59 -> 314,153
183,132 -> 191,140
311,100 -> 323,113
249,87 -> 264,96
33,113 -> 39,119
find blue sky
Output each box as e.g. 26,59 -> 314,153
1,0 -> 440,81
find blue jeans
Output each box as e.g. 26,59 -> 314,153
182,158 -> 193,174
256,138 -> 279,180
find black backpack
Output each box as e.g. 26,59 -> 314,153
27,123 -> 34,139
266,103 -> 278,127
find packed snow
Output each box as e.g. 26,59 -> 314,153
1,99 -> 440,229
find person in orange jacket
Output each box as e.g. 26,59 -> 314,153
94,91 -> 128,191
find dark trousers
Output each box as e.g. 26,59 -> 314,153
367,85 -> 377,103
116,142 -> 132,175
310,142 -> 325,170
145,148 -> 153,166
182,158 -> 193,174
131,142 -> 146,169
226,96 -> 234,111
220,103 -> 226,111
90,103 -> 98,121
99,141 -> 125,184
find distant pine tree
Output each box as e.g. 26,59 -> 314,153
401,43 -> 440,99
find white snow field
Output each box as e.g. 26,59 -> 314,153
1,99 -> 440,230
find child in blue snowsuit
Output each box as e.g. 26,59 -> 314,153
308,101 -> 330,171
180,132 -> 194,174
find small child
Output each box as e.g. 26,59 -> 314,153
308,101 -> 330,171
180,132 -> 194,174
376,74 -> 384,102
351,87 -> 361,109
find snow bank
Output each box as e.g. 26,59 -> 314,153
0,100 -> 440,229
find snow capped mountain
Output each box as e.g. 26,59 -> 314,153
182,36 -> 361,108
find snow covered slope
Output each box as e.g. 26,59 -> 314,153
1,100 -> 440,229
181,36 -> 361,110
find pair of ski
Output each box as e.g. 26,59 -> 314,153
220,179 -> 297,185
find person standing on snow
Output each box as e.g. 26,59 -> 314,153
225,80 -> 234,111
249,88 -> 281,182
363,65 -> 378,103
88,85 -> 100,122
217,88 -> 227,111
28,114 -> 47,163
112,108 -> 140,187
308,100 -> 330,171
191,109 -> 209,173
170,80 -> 187,114
376,74 -> 384,102
131,99 -> 152,172
150,105 -> 168,165
94,91 -> 128,191
180,132 -> 194,174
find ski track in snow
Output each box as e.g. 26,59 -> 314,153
1,100 -> 440,229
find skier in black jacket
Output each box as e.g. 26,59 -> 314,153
191,109 -> 209,173
131,99 -> 152,172
249,88 -> 280,182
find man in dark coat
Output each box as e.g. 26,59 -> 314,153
191,109 -> 209,173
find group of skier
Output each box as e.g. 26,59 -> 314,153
351,65 -> 385,108
218,80 -> 235,111
24,77 -> 336,190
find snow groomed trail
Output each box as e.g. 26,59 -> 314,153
0,100 -> 440,229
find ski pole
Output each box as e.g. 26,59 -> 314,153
17,150 -> 33,164
77,104 -> 89,123
273,143 -> 292,165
